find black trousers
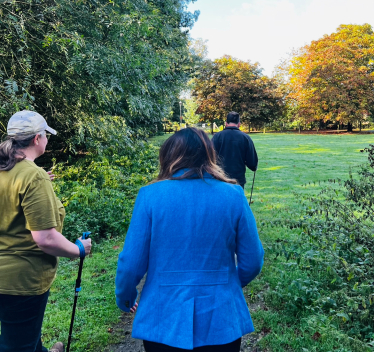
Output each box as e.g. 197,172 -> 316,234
0,290 -> 49,352
143,338 -> 241,352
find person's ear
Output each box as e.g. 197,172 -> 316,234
225,122 -> 228,127
32,135 -> 39,146
238,122 -> 241,127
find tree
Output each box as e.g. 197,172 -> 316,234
0,0 -> 199,150
170,99 -> 185,123
183,98 -> 200,125
192,56 -> 284,133
169,97 -> 200,125
288,24 -> 374,131
189,38 -> 209,60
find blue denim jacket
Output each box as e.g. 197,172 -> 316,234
115,171 -> 264,349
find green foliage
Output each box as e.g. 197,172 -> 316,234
0,0 -> 199,150
169,98 -> 185,123
52,142 -> 159,241
169,97 -> 200,125
183,98 -> 201,125
268,145 -> 374,346
69,114 -> 149,155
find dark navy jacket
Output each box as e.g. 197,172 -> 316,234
115,170 -> 264,349
212,127 -> 258,185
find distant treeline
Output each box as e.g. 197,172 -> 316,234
190,24 -> 374,133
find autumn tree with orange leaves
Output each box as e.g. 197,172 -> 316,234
192,56 -> 284,133
288,24 -> 374,131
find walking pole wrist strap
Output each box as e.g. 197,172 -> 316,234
75,239 -> 85,258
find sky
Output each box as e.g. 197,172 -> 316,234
187,0 -> 374,75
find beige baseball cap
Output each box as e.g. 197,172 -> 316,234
7,110 -> 57,136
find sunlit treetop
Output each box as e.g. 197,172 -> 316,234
288,24 -> 374,126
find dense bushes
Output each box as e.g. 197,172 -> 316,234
52,141 -> 159,242
268,145 -> 374,348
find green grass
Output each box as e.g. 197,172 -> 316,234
42,236 -> 126,351
42,132 -> 373,351
243,133 -> 374,352
246,133 -> 373,219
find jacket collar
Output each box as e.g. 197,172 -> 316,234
225,126 -> 239,130
172,168 -> 214,179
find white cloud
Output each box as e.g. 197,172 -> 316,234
189,0 -> 374,74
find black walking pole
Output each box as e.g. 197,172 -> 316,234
249,171 -> 256,205
66,231 -> 91,352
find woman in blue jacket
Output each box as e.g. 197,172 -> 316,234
115,128 -> 264,352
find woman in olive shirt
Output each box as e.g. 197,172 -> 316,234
0,111 -> 91,352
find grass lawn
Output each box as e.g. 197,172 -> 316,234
42,132 -> 373,351
244,133 -> 374,352
247,133 -> 373,215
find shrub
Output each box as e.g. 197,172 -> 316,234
52,142 -> 159,242
268,145 -> 374,347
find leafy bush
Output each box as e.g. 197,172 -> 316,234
268,145 -> 374,347
68,114 -> 151,154
52,142 -> 159,242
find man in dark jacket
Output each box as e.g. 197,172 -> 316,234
212,111 -> 258,188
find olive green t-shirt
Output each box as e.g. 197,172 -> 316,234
0,159 -> 65,295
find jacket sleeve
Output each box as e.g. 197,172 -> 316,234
236,191 -> 264,287
245,137 -> 258,171
115,187 -> 151,312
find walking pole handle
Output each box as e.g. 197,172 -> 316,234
82,231 -> 91,240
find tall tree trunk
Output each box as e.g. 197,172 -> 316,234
360,120 -> 362,132
347,122 -> 353,132
211,123 -> 213,135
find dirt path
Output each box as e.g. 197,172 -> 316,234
104,322 -> 262,352
104,318 -> 263,352
104,276 -> 264,352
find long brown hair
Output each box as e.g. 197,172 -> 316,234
155,127 -> 237,184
